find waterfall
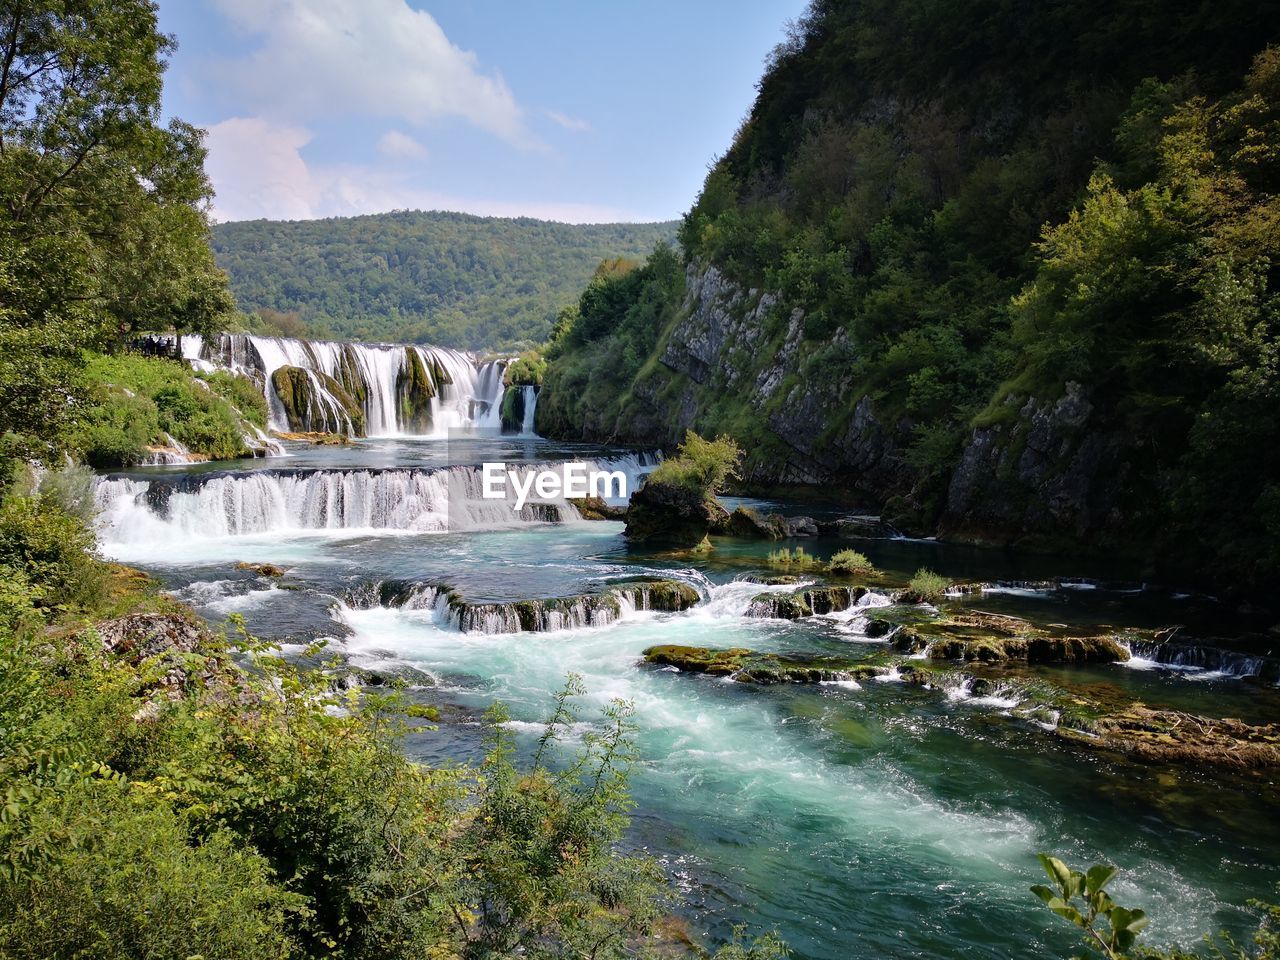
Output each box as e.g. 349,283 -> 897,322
185,333 -> 513,438
521,385 -> 537,435
94,453 -> 659,542
340,575 -> 701,635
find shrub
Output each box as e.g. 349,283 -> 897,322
0,495 -> 104,617
827,549 -> 877,576
648,430 -> 743,498
503,350 -> 547,386
767,546 -> 822,570
72,353 -> 259,466
0,784 -> 300,960
905,568 -> 950,603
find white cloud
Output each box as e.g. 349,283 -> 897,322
205,116 -> 640,224
210,0 -> 537,148
377,130 -> 428,160
546,110 -> 591,132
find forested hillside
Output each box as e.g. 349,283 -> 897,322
212,213 -> 676,350
538,0 -> 1280,592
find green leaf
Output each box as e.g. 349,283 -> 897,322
1038,853 -> 1075,895
1085,863 -> 1118,895
1031,884 -> 1057,905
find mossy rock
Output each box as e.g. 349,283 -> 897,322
271,365 -> 365,435
569,496 -> 627,521
642,644 -> 888,685
746,585 -> 866,619
724,506 -> 789,539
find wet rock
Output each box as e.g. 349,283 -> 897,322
642,644 -> 887,685
928,633 -> 1129,664
864,617 -> 896,639
746,585 -> 866,619
623,479 -> 728,548
724,506 -> 790,539
569,496 -> 628,521
1072,708 -> 1280,768
273,431 -> 352,445
786,516 -> 819,537
236,561 -> 287,577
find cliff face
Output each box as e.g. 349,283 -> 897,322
538,0 -> 1280,590
561,259 -> 1137,551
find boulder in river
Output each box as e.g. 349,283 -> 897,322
624,479 -> 729,548
643,644 -> 888,685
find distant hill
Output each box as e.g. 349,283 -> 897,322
211,211 -> 678,351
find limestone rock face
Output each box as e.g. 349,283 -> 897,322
939,382 -> 1133,547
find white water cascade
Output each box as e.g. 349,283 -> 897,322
94,453 -> 659,544
182,333 -> 514,438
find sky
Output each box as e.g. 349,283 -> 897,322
155,0 -> 810,225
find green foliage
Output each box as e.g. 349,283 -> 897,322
537,243 -> 687,437
905,568 -> 950,603
0,2 -> 232,475
0,494 -> 104,618
827,549 -> 876,576
213,213 -> 676,351
1030,855 -> 1280,960
647,430 -> 743,499
766,547 -> 821,571
540,2 -> 1280,591
503,350 -> 547,386
1031,854 -> 1148,958
72,352 -> 262,466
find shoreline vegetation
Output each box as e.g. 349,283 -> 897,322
1,1 -> 1278,959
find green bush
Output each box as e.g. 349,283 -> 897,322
827,549 -> 877,576
72,353 -> 261,466
0,783 -> 300,960
503,350 -> 547,386
648,430 -> 743,498
905,568 -> 950,603
0,495 -> 104,617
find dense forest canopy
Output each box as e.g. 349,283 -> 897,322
539,0 -> 1280,591
212,212 -> 676,351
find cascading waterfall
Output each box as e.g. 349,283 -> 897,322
340,576 -> 702,636
182,333 -> 514,438
93,453 -> 659,543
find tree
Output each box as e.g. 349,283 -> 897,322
0,1 -> 231,471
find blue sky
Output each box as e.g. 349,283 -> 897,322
156,1 -> 809,224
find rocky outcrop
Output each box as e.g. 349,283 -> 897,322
395,347 -> 449,433
623,479 -> 728,548
888,610 -> 1131,664
938,383 -> 1139,548
271,365 -> 365,435
642,644 -> 887,685
746,585 -> 866,619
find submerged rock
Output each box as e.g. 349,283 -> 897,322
642,644 -> 887,685
236,561 -> 287,577
623,479 -> 728,548
1068,707 -> 1280,768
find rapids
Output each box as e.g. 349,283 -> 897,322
92,436 -> 1280,959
